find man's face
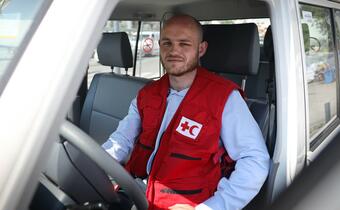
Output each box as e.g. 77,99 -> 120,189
159,20 -> 207,76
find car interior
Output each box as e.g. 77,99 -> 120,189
29,0 -> 277,209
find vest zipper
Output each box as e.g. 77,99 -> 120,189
148,131 -> 165,175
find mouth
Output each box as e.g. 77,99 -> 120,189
166,57 -> 184,62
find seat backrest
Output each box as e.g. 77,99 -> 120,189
80,73 -> 149,144
80,32 -> 150,144
244,25 -> 274,101
201,23 -> 269,140
201,24 -> 276,209
201,23 -> 260,76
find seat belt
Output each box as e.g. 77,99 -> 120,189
266,60 -> 276,157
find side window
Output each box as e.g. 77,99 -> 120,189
299,4 -> 338,146
135,21 -> 161,79
0,0 -> 48,91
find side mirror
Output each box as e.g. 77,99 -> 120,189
302,23 -> 321,53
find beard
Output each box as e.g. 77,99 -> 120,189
161,51 -> 199,77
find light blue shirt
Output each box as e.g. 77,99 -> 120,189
103,89 -> 270,210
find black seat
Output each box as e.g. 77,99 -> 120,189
201,24 -> 276,210
80,73 -> 150,144
41,32 -> 150,208
201,25 -> 275,141
80,32 -> 150,144
201,23 -> 269,141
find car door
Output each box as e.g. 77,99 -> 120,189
0,0 -> 117,209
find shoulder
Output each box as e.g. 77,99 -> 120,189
137,75 -> 168,109
139,74 -> 168,94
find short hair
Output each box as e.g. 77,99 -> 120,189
161,13 -> 204,42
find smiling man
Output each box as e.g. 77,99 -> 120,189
103,14 -> 269,210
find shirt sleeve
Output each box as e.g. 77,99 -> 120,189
196,90 -> 270,210
102,97 -> 141,164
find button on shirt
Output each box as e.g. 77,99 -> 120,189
103,89 -> 270,210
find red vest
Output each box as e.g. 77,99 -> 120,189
125,67 -> 240,209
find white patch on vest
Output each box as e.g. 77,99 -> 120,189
176,116 -> 203,140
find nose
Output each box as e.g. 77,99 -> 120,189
168,43 -> 180,55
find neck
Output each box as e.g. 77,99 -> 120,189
168,68 -> 198,91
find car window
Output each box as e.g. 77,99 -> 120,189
299,4 -> 339,147
0,0 -> 49,92
134,22 -> 161,79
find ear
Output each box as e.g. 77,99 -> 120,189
198,41 -> 208,58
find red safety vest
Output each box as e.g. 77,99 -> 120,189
125,67 -> 241,209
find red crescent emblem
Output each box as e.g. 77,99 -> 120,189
189,125 -> 199,136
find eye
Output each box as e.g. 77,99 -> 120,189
161,41 -> 171,47
180,42 -> 191,47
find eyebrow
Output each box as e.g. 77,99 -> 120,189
160,38 -> 193,43
160,37 -> 170,41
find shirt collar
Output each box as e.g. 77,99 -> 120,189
168,88 -> 189,97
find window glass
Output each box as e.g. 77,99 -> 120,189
334,10 -> 340,68
0,0 -> 47,87
300,4 -> 338,139
134,21 -> 161,79
200,18 -> 271,44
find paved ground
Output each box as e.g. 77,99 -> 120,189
308,79 -> 337,137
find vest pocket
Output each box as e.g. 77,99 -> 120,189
160,188 -> 202,195
125,130 -> 156,178
137,141 -> 153,151
170,152 -> 202,161
155,150 -> 209,180
151,180 -> 212,209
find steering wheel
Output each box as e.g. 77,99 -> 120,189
59,120 -> 148,210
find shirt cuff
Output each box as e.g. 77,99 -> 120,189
195,194 -> 224,210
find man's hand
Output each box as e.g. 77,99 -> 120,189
168,204 -> 195,210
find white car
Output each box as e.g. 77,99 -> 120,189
1,0 -> 340,209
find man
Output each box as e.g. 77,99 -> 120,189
103,14 -> 269,210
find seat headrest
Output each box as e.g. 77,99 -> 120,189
201,23 -> 260,76
97,32 -> 133,68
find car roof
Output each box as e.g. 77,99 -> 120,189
109,0 -> 269,21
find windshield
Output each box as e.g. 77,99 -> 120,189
0,0 -> 50,93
